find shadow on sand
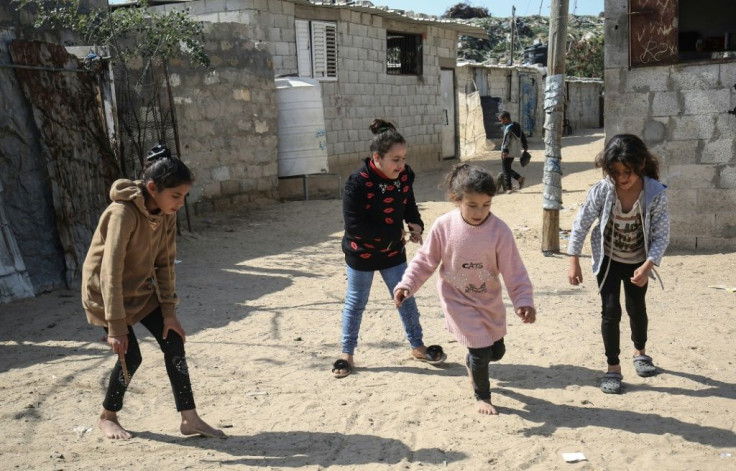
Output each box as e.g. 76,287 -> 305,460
134,430 -> 467,468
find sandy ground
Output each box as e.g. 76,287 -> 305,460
2,129 -> 736,471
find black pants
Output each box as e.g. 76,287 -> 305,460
466,338 -> 506,401
596,257 -> 649,366
103,307 -> 195,412
502,157 -> 521,189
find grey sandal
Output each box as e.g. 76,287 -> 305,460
633,355 -> 658,377
600,372 -> 623,394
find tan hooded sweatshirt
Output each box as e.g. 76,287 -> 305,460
82,179 -> 179,337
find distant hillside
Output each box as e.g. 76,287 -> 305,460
456,14 -> 605,78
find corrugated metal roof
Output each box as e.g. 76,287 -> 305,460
111,0 -> 488,38
296,1 -> 488,38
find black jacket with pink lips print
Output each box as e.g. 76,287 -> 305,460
342,157 -> 424,271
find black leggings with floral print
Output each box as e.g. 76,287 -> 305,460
103,307 -> 195,412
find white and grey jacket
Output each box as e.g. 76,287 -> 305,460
568,176 -> 670,282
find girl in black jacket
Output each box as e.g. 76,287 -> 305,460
332,119 -> 446,378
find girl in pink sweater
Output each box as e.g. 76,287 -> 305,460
394,163 -> 536,415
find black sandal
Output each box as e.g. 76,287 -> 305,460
413,345 -> 447,365
331,359 -> 352,378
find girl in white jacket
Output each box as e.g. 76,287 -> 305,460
567,134 -> 670,395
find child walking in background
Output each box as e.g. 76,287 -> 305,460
394,163 -> 536,415
332,118 -> 447,379
567,134 -> 670,395
499,111 -> 528,194
82,145 -> 225,439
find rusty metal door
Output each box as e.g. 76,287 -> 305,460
519,72 -> 537,137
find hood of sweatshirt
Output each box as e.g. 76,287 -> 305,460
109,179 -> 163,230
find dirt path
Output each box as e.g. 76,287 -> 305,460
2,129 -> 735,470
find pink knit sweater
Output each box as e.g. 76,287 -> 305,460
395,209 -> 534,348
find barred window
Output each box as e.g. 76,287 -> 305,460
386,31 -> 422,75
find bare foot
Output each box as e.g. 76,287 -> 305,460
464,356 -> 498,415
180,409 -> 226,439
98,410 -> 132,440
411,346 -> 428,359
477,399 -> 499,415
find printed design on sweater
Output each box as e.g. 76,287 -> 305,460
445,258 -> 497,295
379,180 -> 401,193
342,159 -> 423,271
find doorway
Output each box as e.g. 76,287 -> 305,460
440,68 -> 456,159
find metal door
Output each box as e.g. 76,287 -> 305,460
440,68 -> 456,159
519,73 -> 537,137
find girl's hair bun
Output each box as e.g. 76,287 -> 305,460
146,144 -> 172,163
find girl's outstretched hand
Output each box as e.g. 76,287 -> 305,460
406,223 -> 423,245
163,316 -> 187,343
107,334 -> 128,355
394,288 -> 410,307
568,256 -> 583,285
516,306 -> 536,324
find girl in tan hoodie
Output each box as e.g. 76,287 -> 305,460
82,147 -> 224,440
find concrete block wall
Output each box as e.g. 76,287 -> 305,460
566,79 -> 602,129
605,0 -> 736,251
155,0 -> 299,75
155,0 -> 466,196
487,66 -> 544,138
319,18 -> 456,177
164,22 -> 279,213
456,65 -> 545,148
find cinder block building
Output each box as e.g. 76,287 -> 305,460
152,0 -> 487,200
605,0 -> 736,251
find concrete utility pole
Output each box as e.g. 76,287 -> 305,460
509,6 -> 516,65
541,0 -> 569,253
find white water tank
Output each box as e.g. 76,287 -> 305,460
275,77 -> 329,177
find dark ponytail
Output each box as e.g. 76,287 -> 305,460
142,144 -> 193,191
369,118 -> 406,157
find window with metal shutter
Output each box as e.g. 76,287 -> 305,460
311,21 -> 337,80
295,19 -> 312,77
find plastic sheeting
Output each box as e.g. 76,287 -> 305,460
542,74 -> 565,210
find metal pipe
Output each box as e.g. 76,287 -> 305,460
0,63 -> 91,73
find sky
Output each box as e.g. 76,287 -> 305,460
375,0 -> 604,18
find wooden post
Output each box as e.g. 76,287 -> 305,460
509,6 -> 516,65
541,0 -> 569,253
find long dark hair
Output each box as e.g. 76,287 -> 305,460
368,118 -> 406,157
142,144 -> 193,190
595,134 -> 660,181
445,163 -> 496,202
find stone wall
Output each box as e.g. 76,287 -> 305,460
605,0 -> 736,251
164,22 -> 279,213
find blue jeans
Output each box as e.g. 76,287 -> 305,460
341,263 -> 424,355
